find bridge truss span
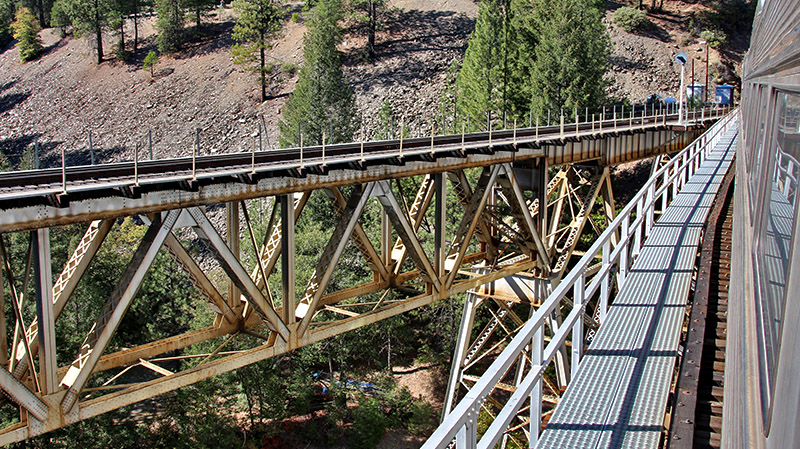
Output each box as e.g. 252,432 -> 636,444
0,107 -> 725,444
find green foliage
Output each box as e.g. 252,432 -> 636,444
143,50 -> 158,77
408,400 -> 437,436
280,61 -> 298,74
696,0 -> 755,41
0,0 -> 14,46
21,0 -> 53,28
279,0 -> 359,147
52,0 -> 116,63
11,7 -> 42,62
455,0 -> 516,128
348,397 -> 388,449
49,0 -> 70,36
156,0 -> 184,52
613,6 -> 649,33
291,11 -> 299,22
185,0 -> 215,28
700,28 -> 726,48
526,0 -> 610,117
231,0 -> 280,101
374,98 -> 408,139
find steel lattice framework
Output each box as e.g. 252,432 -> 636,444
0,106 -> 728,444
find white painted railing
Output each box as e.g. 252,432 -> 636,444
422,109 -> 740,449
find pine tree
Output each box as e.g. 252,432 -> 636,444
279,0 -> 358,147
231,0 -> 281,102
454,0 -> 517,130
52,0 -> 114,64
347,0 -> 386,60
525,0 -> 609,117
11,7 -> 42,62
185,0 -> 215,28
0,0 -> 14,46
21,0 -> 53,28
156,0 -> 184,53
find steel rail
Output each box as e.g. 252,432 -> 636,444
0,108 -> 726,201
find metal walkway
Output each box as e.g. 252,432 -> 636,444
536,127 -> 738,449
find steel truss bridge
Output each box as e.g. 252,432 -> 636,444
0,105 -> 730,444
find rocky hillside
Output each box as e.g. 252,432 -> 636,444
0,0 -> 747,168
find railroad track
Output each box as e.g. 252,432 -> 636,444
0,110 -> 716,210
668,160 -> 734,449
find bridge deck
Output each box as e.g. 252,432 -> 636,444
536,127 -> 738,449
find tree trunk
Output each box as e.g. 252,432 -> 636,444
37,0 -> 45,28
119,20 -> 125,54
367,1 -> 376,60
95,25 -> 103,64
133,0 -> 139,53
260,33 -> 267,102
196,8 -> 201,28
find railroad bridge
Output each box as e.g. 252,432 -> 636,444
0,3 -> 798,446
0,103 -> 728,443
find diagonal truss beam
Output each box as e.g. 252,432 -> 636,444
374,181 -> 441,291
499,164 -> 551,267
390,174 -> 435,275
445,165 -> 501,287
327,187 -> 389,280
61,210 -> 181,412
296,183 -> 376,334
187,207 -> 289,340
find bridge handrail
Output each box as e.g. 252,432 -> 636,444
423,108 -> 739,449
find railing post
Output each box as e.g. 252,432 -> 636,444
530,325 -> 544,447
662,169 -> 669,211
646,182 -> 655,236
601,240 -> 610,322
634,197 -> 643,257
571,272 -> 585,380
456,412 -> 478,448
620,216 -> 630,288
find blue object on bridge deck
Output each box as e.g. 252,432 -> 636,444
716,84 -> 733,105
536,126 -> 738,449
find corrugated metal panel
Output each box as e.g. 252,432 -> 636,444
536,127 -> 738,449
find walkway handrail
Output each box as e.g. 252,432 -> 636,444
423,108 -> 740,449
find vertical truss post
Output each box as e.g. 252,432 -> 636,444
280,195 -> 296,325
443,292 -> 479,418
226,202 -> 241,310
32,229 -> 57,395
434,173 -> 446,278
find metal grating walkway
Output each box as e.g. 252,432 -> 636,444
536,127 -> 738,449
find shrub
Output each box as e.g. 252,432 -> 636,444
613,7 -> 649,33
700,29 -> 727,48
280,61 -> 298,75
348,397 -> 388,449
291,12 -> 300,22
143,50 -> 159,77
11,7 -> 42,62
